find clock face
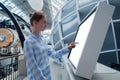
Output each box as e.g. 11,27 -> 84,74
0,34 -> 6,42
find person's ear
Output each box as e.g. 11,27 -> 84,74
33,20 -> 37,25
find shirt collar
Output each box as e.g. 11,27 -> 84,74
30,32 -> 42,40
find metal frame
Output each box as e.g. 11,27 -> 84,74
0,2 -> 25,48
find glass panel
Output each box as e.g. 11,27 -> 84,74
118,51 -> 120,63
54,42 -> 62,51
108,0 -> 120,6
9,3 -> 16,8
63,33 -> 76,45
101,24 -> 115,51
54,12 -> 60,26
51,0 -> 67,18
61,14 -> 79,37
3,1 -> 9,6
53,30 -> 60,45
112,6 -> 120,20
62,0 -> 76,18
114,21 -> 120,49
17,12 -> 24,16
78,3 -> 96,21
108,0 -> 120,20
78,0 -> 100,8
98,52 -> 117,67
14,9 -> 21,14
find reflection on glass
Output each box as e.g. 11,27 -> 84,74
62,0 -> 76,18
114,21 -> 120,49
101,24 -> 115,51
53,30 -> 60,45
98,51 -> 117,67
62,14 -> 78,37
112,7 -> 120,20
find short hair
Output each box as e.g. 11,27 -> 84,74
29,11 -> 45,26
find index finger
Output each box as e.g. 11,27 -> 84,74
72,42 -> 79,44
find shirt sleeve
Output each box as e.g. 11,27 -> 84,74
47,46 -> 70,59
23,40 -> 46,80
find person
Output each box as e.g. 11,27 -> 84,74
23,11 -> 78,80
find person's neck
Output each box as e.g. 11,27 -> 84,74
32,30 -> 41,36
31,26 -> 41,36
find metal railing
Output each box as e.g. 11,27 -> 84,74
0,58 -> 18,80
0,54 -> 25,80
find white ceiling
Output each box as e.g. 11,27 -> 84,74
0,0 -> 52,29
27,0 -> 43,11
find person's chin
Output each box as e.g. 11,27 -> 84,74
42,28 -> 46,31
42,28 -> 45,31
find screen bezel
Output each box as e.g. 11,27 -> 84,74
68,6 -> 97,69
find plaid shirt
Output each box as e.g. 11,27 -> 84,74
23,33 -> 69,80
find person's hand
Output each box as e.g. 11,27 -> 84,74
68,42 -> 78,50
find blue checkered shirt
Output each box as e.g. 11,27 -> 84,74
23,33 -> 69,80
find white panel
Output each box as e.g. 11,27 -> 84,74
69,12 -> 96,68
68,2 -> 115,79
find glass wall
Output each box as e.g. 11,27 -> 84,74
51,0 -> 120,70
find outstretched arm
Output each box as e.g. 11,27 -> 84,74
48,42 -> 78,59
